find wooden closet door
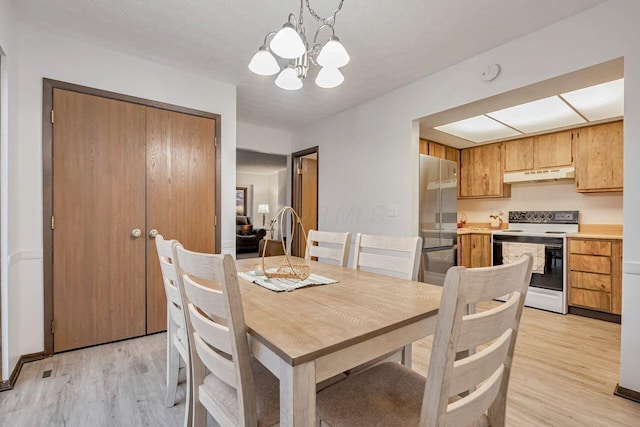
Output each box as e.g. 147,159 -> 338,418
298,158 -> 318,257
146,107 -> 216,334
52,89 -> 147,352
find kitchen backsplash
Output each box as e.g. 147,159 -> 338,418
458,181 -> 622,224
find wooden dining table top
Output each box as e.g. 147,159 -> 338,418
235,256 -> 442,366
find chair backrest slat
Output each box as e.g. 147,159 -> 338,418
305,230 -> 351,267
155,236 -> 186,329
174,245 -> 258,426
420,254 -> 533,427
193,332 -> 237,388
450,329 -> 512,396
456,292 -> 520,351
352,233 -> 422,280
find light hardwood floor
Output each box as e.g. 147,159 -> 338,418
1,305 -> 639,426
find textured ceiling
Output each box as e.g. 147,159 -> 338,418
14,0 -> 607,130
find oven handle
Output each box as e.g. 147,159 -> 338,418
492,241 -> 563,250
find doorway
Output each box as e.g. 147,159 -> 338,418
291,147 -> 318,257
42,80 -> 221,355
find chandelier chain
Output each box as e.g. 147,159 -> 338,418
305,0 -> 344,26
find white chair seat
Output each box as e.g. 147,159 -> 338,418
318,362 -> 490,427
201,358 -> 280,426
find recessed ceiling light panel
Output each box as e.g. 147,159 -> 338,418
561,78 -> 624,121
434,115 -> 521,143
487,96 -> 586,133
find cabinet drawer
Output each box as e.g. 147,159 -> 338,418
569,254 -> 611,274
569,271 -> 611,292
569,239 -> 611,256
569,288 -> 611,312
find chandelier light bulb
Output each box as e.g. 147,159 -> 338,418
275,66 -> 303,90
270,22 -> 306,59
315,67 -> 344,89
317,36 -> 350,68
248,46 -> 280,76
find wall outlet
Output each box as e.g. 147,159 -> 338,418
388,205 -> 399,217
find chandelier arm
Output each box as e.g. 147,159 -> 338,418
312,24 -> 335,47
262,31 -> 278,47
305,0 -> 344,25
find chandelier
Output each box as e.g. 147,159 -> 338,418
248,0 -> 350,90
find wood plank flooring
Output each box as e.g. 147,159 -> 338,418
1,304 -> 639,426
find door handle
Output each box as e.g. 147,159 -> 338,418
149,229 -> 159,239
131,228 -> 142,238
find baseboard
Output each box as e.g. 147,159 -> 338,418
568,306 -> 621,324
0,352 -> 45,392
614,384 -> 640,404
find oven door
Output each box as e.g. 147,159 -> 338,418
492,234 -> 564,291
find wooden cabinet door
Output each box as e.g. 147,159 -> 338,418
53,89 -> 147,352
575,121 -> 623,192
145,107 -> 217,334
460,143 -> 507,198
458,234 -> 491,268
534,130 -> 573,169
504,137 -> 534,172
428,141 -> 447,159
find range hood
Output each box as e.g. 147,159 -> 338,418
503,167 -> 575,183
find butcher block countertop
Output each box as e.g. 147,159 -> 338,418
567,224 -> 623,240
457,228 -> 493,235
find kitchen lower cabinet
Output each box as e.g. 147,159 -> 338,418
457,233 -> 492,268
568,238 -> 622,314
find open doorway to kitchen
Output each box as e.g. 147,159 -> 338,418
236,149 -> 288,259
291,147 -> 318,257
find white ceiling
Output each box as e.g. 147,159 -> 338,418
13,0 -> 608,130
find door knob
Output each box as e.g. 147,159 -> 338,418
131,228 -> 142,238
149,229 -> 159,239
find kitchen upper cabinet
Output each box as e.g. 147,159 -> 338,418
504,130 -> 573,172
460,143 -> 510,198
421,139 -> 460,163
575,121 -> 623,192
534,130 -> 573,169
504,137 -> 534,172
457,233 -> 492,268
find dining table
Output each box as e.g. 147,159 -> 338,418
235,256 -> 443,427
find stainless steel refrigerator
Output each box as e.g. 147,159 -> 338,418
419,154 -> 458,285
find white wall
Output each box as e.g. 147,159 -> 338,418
459,181 -> 623,224
293,0 -> 640,392
237,121 -> 292,155
7,23 -> 237,377
0,0 -> 20,380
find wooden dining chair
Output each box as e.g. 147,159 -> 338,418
316,254 -> 534,427
305,230 -> 351,267
173,245 -> 280,427
350,233 -> 423,368
154,235 -> 191,427
352,233 -> 422,280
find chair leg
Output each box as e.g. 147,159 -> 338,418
183,356 -> 192,427
165,323 -> 180,407
192,361 -> 208,427
402,343 -> 413,368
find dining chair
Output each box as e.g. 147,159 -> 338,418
154,235 -> 191,427
316,254 -> 533,427
350,233 -> 423,368
305,230 -> 351,267
352,233 -> 422,280
173,245 -> 280,427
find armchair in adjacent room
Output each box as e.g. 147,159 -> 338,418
236,216 -> 266,253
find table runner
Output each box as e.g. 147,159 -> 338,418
238,270 -> 338,292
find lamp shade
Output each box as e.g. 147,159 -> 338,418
258,204 -> 270,214
275,66 -> 303,90
270,23 -> 306,59
315,67 -> 344,89
317,36 -> 350,68
248,46 -> 280,76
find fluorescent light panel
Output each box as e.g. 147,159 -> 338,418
434,115 -> 521,143
487,96 -> 586,134
561,78 -> 624,121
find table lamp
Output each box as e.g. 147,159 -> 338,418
258,204 -> 270,227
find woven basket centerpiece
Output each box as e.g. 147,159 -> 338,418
261,206 -> 310,280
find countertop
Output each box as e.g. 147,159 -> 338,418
567,232 -> 623,240
457,228 -> 494,235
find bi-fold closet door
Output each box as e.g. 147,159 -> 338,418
52,89 -> 216,352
